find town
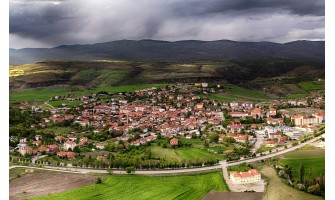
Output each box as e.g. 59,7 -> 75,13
10,83 -> 325,168
9,82 -> 326,199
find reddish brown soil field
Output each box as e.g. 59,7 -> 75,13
9,168 -> 98,200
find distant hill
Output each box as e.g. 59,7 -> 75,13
9,39 -> 325,65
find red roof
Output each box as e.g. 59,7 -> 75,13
170,138 -> 178,145
65,141 -> 76,145
38,146 -> 48,151
249,169 -> 261,175
230,169 -> 260,178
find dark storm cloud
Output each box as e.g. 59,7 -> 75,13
172,0 -> 324,17
9,0 -> 325,48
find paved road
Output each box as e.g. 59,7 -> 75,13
224,134 -> 323,167
251,133 -> 264,153
10,134 -> 324,176
9,164 -> 221,175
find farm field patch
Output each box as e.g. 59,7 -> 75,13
33,171 -> 228,200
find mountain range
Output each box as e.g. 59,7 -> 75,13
9,39 -> 325,65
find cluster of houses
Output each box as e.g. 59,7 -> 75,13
13,84 -> 325,159
17,134 -> 88,159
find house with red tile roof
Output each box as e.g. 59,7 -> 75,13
19,146 -> 33,155
268,108 -> 277,116
229,112 -> 248,118
64,141 -> 77,151
266,117 -> 284,125
38,146 -> 48,152
186,134 -> 192,139
265,140 -> 277,147
32,140 -> 42,146
250,108 -> 263,118
170,138 -> 178,146
131,140 -> 140,146
96,143 -> 105,150
79,137 -> 88,145
48,144 -> 59,152
229,169 -> 261,184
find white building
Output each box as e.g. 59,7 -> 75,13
229,169 -> 261,184
229,112 -> 248,118
64,141 -> 77,151
291,114 -> 323,126
201,83 -> 209,88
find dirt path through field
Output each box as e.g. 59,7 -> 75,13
261,166 -> 324,200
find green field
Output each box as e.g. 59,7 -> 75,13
204,85 -> 269,102
33,171 -> 229,200
150,146 -> 223,162
277,149 -> 325,180
225,86 -> 269,101
43,127 -> 75,135
297,81 -> 325,92
205,94 -> 240,102
175,148 -> 223,161
256,145 -> 276,153
286,93 -> 309,99
227,162 -> 251,172
48,100 -> 82,107
10,84 -> 168,103
77,69 -> 129,87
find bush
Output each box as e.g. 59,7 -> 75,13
307,184 -> 320,195
96,177 -> 102,184
125,166 -> 135,174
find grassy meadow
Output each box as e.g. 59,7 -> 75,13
297,81 -> 325,92
277,148 -> 325,180
150,146 -> 224,162
33,171 -> 229,200
10,84 -> 168,103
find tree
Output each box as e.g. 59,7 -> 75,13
73,146 -> 80,153
209,133 -> 219,143
299,163 -> 305,184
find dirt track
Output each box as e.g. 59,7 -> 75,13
9,169 -> 97,200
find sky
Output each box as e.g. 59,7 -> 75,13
9,0 -> 325,49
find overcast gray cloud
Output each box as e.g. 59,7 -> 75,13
9,0 -> 325,48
